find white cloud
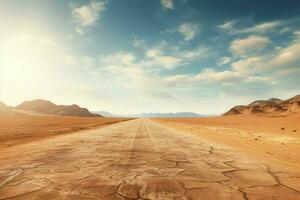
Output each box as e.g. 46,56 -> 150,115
230,35 -> 270,56
244,76 -> 274,84
218,20 -> 236,30
164,74 -> 189,84
98,43 -> 211,99
100,48 -> 183,72
218,57 -> 231,66
181,47 -> 208,60
231,57 -> 261,74
144,48 -> 184,69
269,41 -> 300,68
99,52 -> 176,101
161,0 -> 174,10
101,42 -> 209,72
238,21 -> 282,34
164,67 -> 272,86
278,27 -> 291,34
146,49 -> 161,58
94,35 -> 300,111
294,30 -> 300,40
162,39 -> 300,86
102,52 -> 136,67
71,0 -> 107,31
219,20 -> 285,35
178,22 -> 200,41
149,56 -> 183,69
193,68 -> 240,83
132,37 -> 146,48
230,39 -> 300,74
143,44 -> 208,69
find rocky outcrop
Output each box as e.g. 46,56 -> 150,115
16,99 -> 102,117
225,95 -> 300,115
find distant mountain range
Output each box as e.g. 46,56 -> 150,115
95,111 -> 115,117
3,94 -> 299,118
94,111 -> 211,118
225,94 -> 300,115
16,99 -> 102,117
130,112 -> 211,118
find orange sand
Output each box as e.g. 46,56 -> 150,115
155,114 -> 300,170
0,115 -> 131,148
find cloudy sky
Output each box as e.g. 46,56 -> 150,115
0,0 -> 300,114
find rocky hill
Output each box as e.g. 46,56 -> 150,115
0,101 -> 22,116
225,95 -> 300,115
16,99 -> 102,117
0,101 -> 11,115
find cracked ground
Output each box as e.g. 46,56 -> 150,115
0,119 -> 300,200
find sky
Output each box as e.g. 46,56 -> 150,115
0,0 -> 300,114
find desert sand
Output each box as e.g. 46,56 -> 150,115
0,119 -> 299,199
0,115 -> 130,148
155,114 -> 300,170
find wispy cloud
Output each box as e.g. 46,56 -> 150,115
230,35 -> 270,56
218,57 -> 232,66
294,30 -> 300,40
218,20 -> 236,30
219,20 -> 286,35
70,0 -> 107,34
161,0 -> 174,10
164,68 -> 273,87
100,39 -> 208,72
178,22 -> 200,41
268,40 -> 300,70
231,37 -> 300,74
94,40 -> 211,103
163,34 -> 300,89
238,21 -> 283,34
132,36 -> 146,48
145,48 -> 184,69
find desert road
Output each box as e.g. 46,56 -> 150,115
0,119 -> 300,200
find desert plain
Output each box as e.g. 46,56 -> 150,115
0,115 -> 130,149
0,113 -> 300,199
155,114 -> 300,170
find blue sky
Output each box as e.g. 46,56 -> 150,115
0,0 -> 300,114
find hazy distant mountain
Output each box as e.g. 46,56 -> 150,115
0,101 -> 22,116
93,111 -> 130,117
16,99 -> 102,117
0,101 -> 8,109
0,101 -> 12,115
92,111 -> 209,118
225,94 -> 300,115
130,112 -> 209,118
94,111 -> 114,117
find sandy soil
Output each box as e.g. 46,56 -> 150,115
0,119 -> 299,199
154,114 -> 300,170
0,115 -> 131,148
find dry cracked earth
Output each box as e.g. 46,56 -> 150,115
0,119 -> 300,200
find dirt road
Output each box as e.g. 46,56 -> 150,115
0,119 -> 299,199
